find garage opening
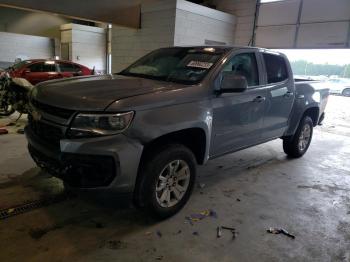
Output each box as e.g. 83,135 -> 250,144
277,48 -> 350,137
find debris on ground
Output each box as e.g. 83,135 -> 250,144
217,226 -> 222,238
104,240 -> 127,250
155,255 -> 164,260
217,165 -> 224,169
0,128 -> 8,135
156,230 -> 162,238
145,231 -> 152,236
236,198 -> 241,202
198,183 -> 205,189
185,209 -> 218,224
17,128 -> 24,134
192,231 -> 199,236
6,122 -> 15,126
267,227 -> 295,239
219,226 -> 237,239
173,230 -> 182,235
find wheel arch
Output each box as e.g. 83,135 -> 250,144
303,107 -> 319,127
133,127 -> 207,207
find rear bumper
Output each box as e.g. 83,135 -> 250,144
25,126 -> 143,193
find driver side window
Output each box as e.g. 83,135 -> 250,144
222,53 -> 259,87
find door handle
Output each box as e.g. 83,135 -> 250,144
252,96 -> 266,103
284,91 -> 294,98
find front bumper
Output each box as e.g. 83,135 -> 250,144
25,125 -> 143,193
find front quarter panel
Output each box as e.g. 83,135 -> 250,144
123,100 -> 213,163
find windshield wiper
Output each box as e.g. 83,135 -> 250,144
118,72 -> 169,82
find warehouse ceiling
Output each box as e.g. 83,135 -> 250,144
0,0 -> 159,28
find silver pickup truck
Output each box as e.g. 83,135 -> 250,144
25,46 -> 329,218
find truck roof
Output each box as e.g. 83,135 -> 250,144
170,45 -> 285,56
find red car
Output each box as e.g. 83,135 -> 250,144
8,59 -> 93,85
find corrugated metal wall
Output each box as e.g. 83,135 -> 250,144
255,0 -> 350,48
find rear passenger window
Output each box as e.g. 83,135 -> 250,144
59,63 -> 75,72
42,63 -> 56,72
263,53 -> 288,84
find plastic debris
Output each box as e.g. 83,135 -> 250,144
267,227 -> 295,239
185,209 -> 218,224
209,210 -> 218,218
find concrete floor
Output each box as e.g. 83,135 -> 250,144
1,96 -> 350,262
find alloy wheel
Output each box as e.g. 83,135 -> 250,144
155,160 -> 190,208
298,123 -> 311,152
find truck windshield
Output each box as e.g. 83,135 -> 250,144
118,47 -> 225,84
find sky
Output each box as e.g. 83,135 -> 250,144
274,49 -> 350,66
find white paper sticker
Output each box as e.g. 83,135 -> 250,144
187,61 -> 213,69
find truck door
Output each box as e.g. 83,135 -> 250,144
211,51 -> 267,157
260,52 -> 295,139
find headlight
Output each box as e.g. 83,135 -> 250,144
68,111 -> 134,138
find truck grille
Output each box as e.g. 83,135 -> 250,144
28,114 -> 65,149
31,99 -> 74,120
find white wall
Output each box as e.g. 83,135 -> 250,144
61,24 -> 106,73
111,0 -> 236,72
213,0 -> 256,46
0,31 -> 53,67
111,0 -> 176,72
174,0 -> 235,46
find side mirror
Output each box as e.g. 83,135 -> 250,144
220,72 -> 248,93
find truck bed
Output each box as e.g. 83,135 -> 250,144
294,80 -> 330,125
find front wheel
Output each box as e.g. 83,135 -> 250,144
283,116 -> 313,158
136,144 -> 196,219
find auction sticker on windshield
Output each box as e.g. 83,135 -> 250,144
187,61 -> 213,69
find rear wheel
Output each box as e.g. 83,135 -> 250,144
283,116 -> 313,158
136,144 -> 196,219
342,88 -> 350,97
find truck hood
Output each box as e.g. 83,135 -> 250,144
32,74 -> 178,111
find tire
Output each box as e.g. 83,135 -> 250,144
135,144 -> 197,219
283,116 -> 313,158
342,88 -> 350,97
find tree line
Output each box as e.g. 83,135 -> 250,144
290,60 -> 350,78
